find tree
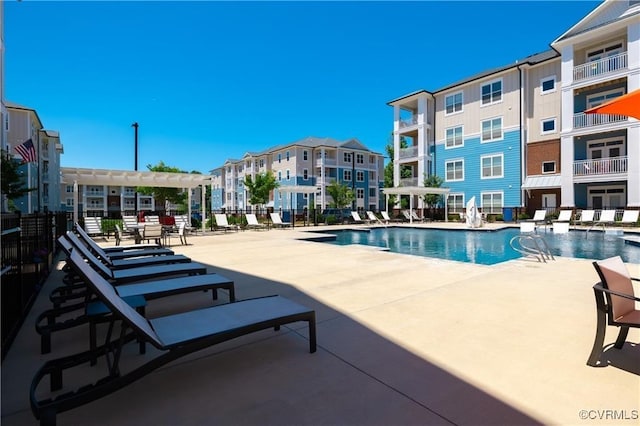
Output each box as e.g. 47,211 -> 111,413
1,150 -> 34,210
422,174 -> 444,207
326,181 -> 354,208
137,161 -> 188,209
244,171 -> 278,207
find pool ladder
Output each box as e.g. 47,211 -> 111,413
509,234 -> 555,263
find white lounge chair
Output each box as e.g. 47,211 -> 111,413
594,210 -> 616,229
245,213 -> 267,230
552,210 -> 573,234
351,211 -> 366,224
619,210 -> 639,227
578,209 -> 595,227
83,216 -> 103,238
380,211 -> 401,223
366,211 -> 384,225
214,214 -> 239,232
270,212 -> 291,228
528,210 -> 547,225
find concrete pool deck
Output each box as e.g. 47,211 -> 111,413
2,222 -> 639,425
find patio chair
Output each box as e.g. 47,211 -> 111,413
618,210 -> 639,227
351,211 -> 366,224
552,210 -> 573,233
524,209 -> 547,226
270,212 -> 292,228
122,215 -> 139,234
401,210 -> 412,222
67,231 -> 189,270
142,223 -> 164,245
145,215 -> 160,225
578,209 -> 595,227
381,211 -> 402,223
245,213 -> 267,230
214,213 -> 240,232
593,209 -> 616,230
76,222 -> 172,258
366,211 -> 385,226
587,256 -> 640,367
178,222 -> 188,245
37,247 -> 236,355
82,216 -> 103,238
31,249 -> 316,426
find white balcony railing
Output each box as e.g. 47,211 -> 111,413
399,116 -> 418,128
317,177 -> 336,186
315,158 -> 336,167
399,177 -> 418,187
573,112 -> 627,129
573,156 -> 627,176
399,146 -> 418,159
573,52 -> 627,81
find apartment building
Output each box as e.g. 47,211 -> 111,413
4,102 -> 64,213
388,0 -> 639,215
211,136 -> 385,212
552,0 -> 640,209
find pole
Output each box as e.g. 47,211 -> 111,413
351,151 -> 355,211
132,122 -> 139,215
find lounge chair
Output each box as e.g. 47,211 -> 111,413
122,215 -> 139,234
178,222 -> 188,245
366,211 -> 385,226
31,249 -> 316,426
270,212 -> 292,228
552,210 -> 573,233
37,248 -> 236,355
245,213 -> 267,230
214,213 -> 239,232
619,210 -> 639,227
82,216 -> 103,238
593,209 -> 616,230
351,211 -> 366,224
144,215 -> 160,225
401,210 -> 412,222
587,256 -> 640,367
380,211 -> 401,223
578,209 -> 595,227
59,235 -> 207,284
526,209 -> 547,226
66,232 -> 190,270
76,223 -> 174,260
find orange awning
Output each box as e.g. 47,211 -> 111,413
584,89 -> 640,120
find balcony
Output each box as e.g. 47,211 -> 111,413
573,156 -> 627,176
315,158 -> 337,167
399,177 -> 418,187
399,116 -> 418,128
399,146 -> 418,159
573,112 -> 627,129
317,177 -> 336,186
573,52 -> 627,82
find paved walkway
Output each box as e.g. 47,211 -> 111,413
2,224 -> 638,425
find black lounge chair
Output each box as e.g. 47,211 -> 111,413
60,235 -> 207,283
31,249 -> 316,426
587,256 -> 640,367
67,232 -> 190,269
75,223 -> 174,259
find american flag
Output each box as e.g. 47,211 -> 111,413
14,138 -> 37,163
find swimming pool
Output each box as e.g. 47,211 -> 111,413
311,227 -> 640,265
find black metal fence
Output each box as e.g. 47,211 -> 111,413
1,211 -> 69,360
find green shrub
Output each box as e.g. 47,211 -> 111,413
517,213 -> 530,220
325,215 -> 338,225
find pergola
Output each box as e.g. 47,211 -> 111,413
276,185 -> 320,223
382,186 -> 451,223
61,167 -> 211,231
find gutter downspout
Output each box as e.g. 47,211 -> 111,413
517,63 -> 525,216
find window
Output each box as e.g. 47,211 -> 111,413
66,185 -> 73,193
447,193 -> 464,212
357,188 -> 364,199
445,92 -> 463,115
481,79 -> 502,105
445,126 -> 463,148
481,154 -> 503,179
259,159 -> 264,168
356,171 -> 364,182
278,153 -> 282,163
303,150 -> 308,161
369,187 -> 376,197
541,118 -> 556,135
66,198 -> 74,207
541,76 -> 556,94
481,192 -> 503,214
4,113 -> 8,131
303,169 -> 308,180
286,169 -> 290,180
356,153 -> 364,164
587,89 -> 625,108
542,161 -> 556,174
343,152 -> 352,163
445,160 -> 464,181
344,170 -> 352,181
278,171 -> 282,181
481,117 -> 502,142
286,151 -> 290,161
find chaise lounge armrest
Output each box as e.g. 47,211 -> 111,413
593,283 -> 640,302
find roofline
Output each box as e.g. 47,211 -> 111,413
550,0 -> 608,46
6,101 -> 45,128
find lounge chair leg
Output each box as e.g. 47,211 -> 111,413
40,407 -> 57,426
587,294 -> 607,366
614,326 -> 629,349
90,320 -> 97,366
228,286 -> 236,302
308,315 -> 317,353
41,332 -> 51,355
211,288 -> 218,300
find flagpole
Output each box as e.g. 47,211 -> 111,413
132,122 -> 139,216
36,133 -> 41,212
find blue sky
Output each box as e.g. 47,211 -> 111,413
5,1 -> 601,174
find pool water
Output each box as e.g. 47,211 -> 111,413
313,227 -> 640,265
